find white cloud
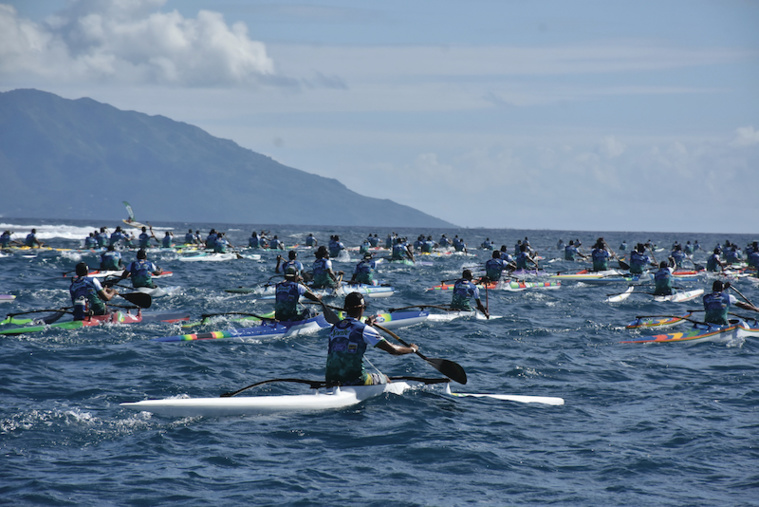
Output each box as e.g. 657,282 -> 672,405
0,0 -> 274,86
731,126 -> 759,147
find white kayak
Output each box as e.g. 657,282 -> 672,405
653,288 -> 704,303
427,310 -> 501,322
121,379 -> 565,417
178,252 -> 238,262
123,381 -> 417,417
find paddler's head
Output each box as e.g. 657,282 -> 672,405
288,250 -> 297,260
344,292 -> 366,317
75,262 -> 88,276
712,280 -> 724,292
462,269 -> 473,280
137,249 -> 147,260
284,266 -> 300,281
492,251 -> 500,259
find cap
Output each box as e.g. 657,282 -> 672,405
284,266 -> 299,279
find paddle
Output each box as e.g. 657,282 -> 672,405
118,292 -> 152,308
373,323 -> 468,384
6,308 -> 71,325
728,283 -> 756,307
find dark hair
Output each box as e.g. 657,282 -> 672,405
75,262 -> 88,276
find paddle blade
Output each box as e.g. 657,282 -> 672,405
320,302 -> 341,325
425,357 -> 467,385
120,292 -> 152,308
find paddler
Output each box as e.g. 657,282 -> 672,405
137,226 -> 155,249
326,292 -> 419,386
69,262 -> 118,320
24,228 -> 43,248
564,240 -> 587,261
350,252 -> 378,285
274,267 -> 322,321
312,246 -> 343,289
590,238 -> 612,272
120,249 -> 162,289
100,244 -> 124,271
515,243 -> 539,270
629,244 -> 652,275
305,233 -> 318,247
162,231 -> 174,249
0,230 -> 15,248
484,250 -> 515,283
652,261 -> 674,296
451,269 -> 490,318
705,248 -> 725,273
703,281 -> 759,325
276,250 -> 304,275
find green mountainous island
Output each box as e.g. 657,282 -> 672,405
0,89 -> 454,228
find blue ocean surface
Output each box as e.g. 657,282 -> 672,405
2,218 -> 758,506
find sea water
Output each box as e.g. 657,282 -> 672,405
1,218 -> 757,506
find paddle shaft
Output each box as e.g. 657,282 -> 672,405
373,323 -> 467,384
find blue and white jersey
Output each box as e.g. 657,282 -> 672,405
703,291 -> 736,325
125,259 -> 158,288
591,248 -> 610,271
100,250 -> 122,270
325,317 -> 384,384
274,280 -> 309,321
282,259 -> 304,274
213,237 -> 228,253
484,257 -> 509,281
312,258 -> 335,287
353,259 -> 376,284
629,250 -> 650,274
451,279 -> 480,311
69,276 -> 106,318
653,267 -> 674,295
162,235 -> 173,248
24,233 -> 37,246
564,245 -> 579,261
138,233 -> 151,249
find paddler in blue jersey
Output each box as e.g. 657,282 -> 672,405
100,245 -> 124,271
451,269 -> 490,318
1,230 -> 15,248
703,281 -> 759,325
652,261 -> 674,296
24,228 -> 43,248
184,229 -> 195,245
305,233 -> 318,247
669,244 -> 686,268
109,226 -> 131,248
205,229 -> 218,249
706,248 -> 725,273
212,232 -> 229,253
747,242 -> 759,275
392,237 -> 415,262
328,235 -> 345,258
137,227 -> 154,249
276,250 -> 304,275
515,244 -> 539,270
350,253 -> 378,285
161,231 -> 174,249
69,262 -> 117,320
326,292 -> 418,386
484,250 -> 515,282
590,238 -> 613,272
84,232 -> 98,249
564,240 -> 587,261
629,244 -> 652,275
121,249 -> 163,289
274,267 -> 321,321
249,231 -> 261,248
312,246 -> 343,289
95,227 -> 109,247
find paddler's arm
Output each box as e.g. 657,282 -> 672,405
303,290 -> 322,304
736,301 -> 759,313
98,287 -> 118,302
376,338 -> 418,356
275,254 -> 283,273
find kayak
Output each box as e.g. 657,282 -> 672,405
0,294 -> 15,303
121,378 -> 565,417
84,270 -> 174,279
426,280 -> 560,292
178,252 -> 238,262
626,313 -> 696,330
426,310 -> 501,321
0,310 -> 190,336
156,310 -> 428,343
154,314 -> 330,342
621,318 -> 759,344
253,283 -> 396,299
652,289 -> 704,303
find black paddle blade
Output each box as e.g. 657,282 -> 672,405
120,292 -> 152,308
320,302 -> 341,325
425,357 -> 467,385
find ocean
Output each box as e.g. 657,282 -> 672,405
2,218 -> 757,506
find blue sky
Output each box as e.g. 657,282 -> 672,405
2,0 -> 758,233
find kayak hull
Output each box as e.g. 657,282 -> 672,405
122,382 -> 413,417
622,318 -> 759,344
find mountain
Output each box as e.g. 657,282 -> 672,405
0,89 -> 455,228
